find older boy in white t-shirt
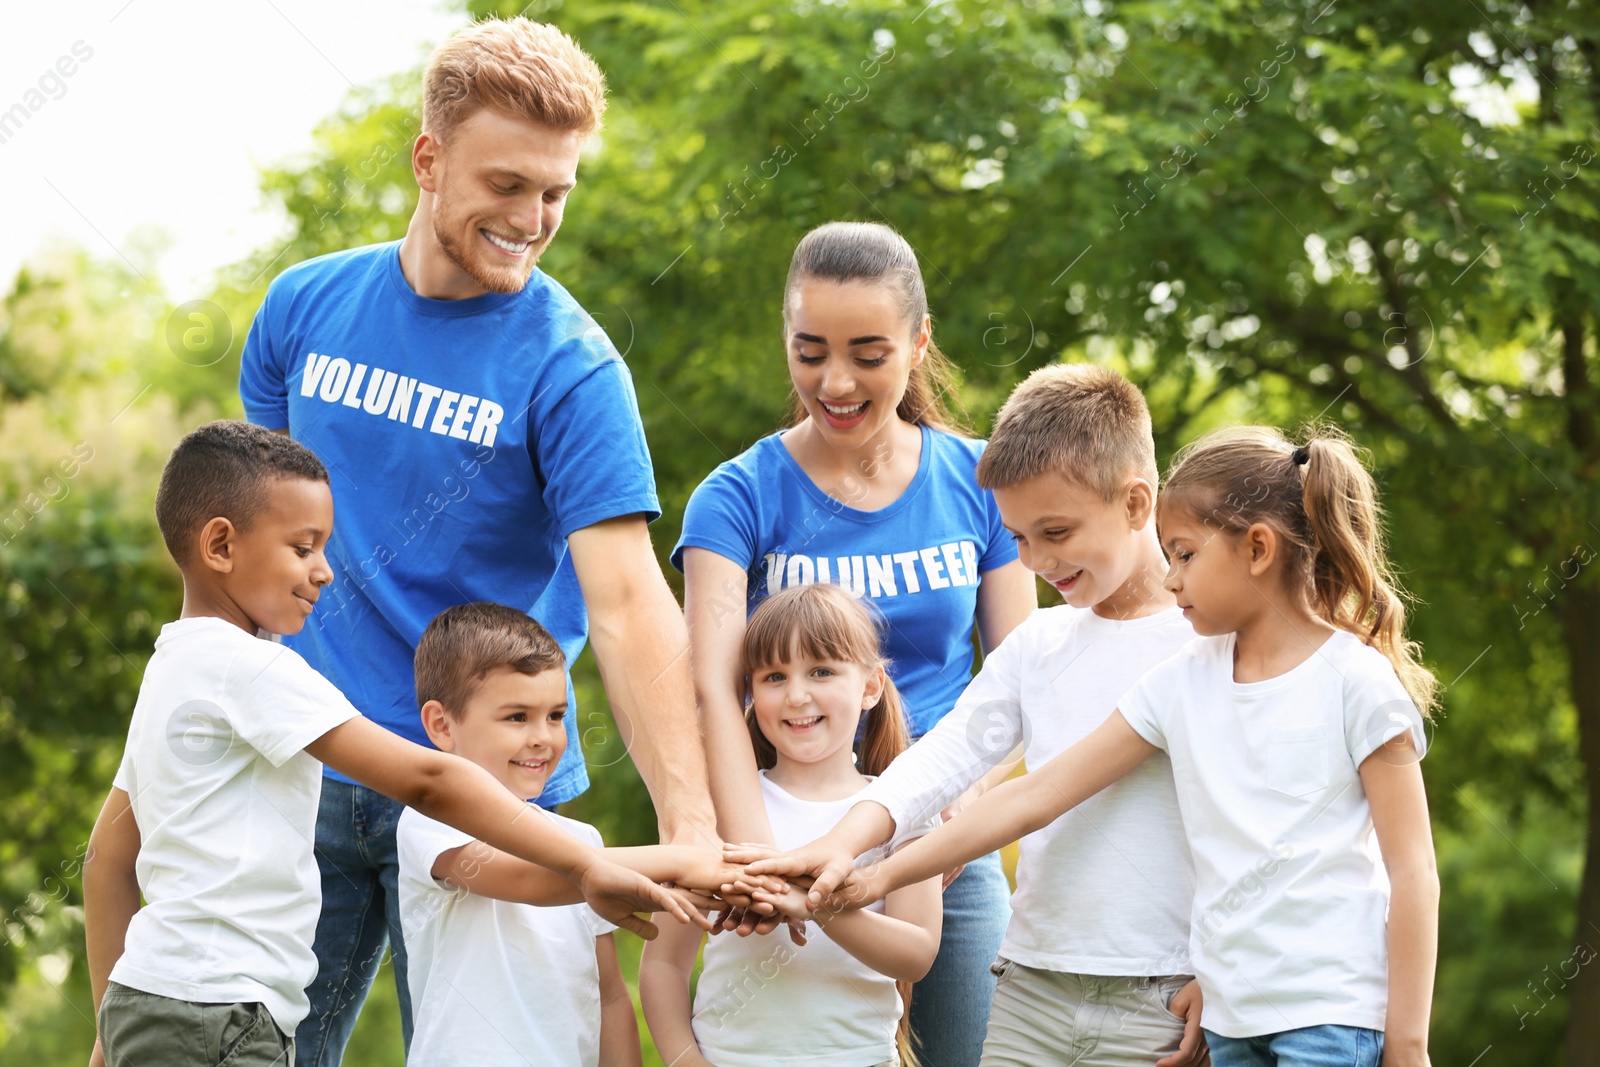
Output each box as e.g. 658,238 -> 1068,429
82,423 -> 715,1067
736,366 -> 1207,1067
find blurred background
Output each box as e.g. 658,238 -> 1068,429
2,0 -> 1596,1063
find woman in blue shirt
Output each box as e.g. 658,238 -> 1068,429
676,221 -> 1037,1067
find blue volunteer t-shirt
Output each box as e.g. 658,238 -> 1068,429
240,241 -> 660,804
672,426 -> 1017,737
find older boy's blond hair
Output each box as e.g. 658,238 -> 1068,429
423,18 -> 607,142
976,363 -> 1160,499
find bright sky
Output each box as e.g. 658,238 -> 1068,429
0,0 -> 467,298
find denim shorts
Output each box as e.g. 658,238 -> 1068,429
1204,1024 -> 1384,1067
98,981 -> 294,1067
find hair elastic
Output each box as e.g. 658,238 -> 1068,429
1291,445 -> 1310,466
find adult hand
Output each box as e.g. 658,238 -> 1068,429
748,880 -> 817,923
578,859 -> 713,940
1155,979 -> 1208,1067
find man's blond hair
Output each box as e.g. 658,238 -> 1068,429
976,363 -> 1160,499
423,18 -> 607,141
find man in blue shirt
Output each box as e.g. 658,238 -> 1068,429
239,19 -> 715,1065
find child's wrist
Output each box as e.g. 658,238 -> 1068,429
568,846 -> 603,883
1383,1028 -> 1428,1053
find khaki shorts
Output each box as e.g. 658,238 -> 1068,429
98,982 -> 294,1067
978,960 -> 1193,1067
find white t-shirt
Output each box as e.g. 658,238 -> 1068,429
397,806 -> 615,1067
110,617 -> 361,1033
693,772 -> 932,1067
1118,629 -> 1428,1038
857,605 -> 1196,975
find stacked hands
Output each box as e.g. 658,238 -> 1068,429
588,843 -> 836,948
575,850 -> 791,941
718,841 -> 866,926
582,840 -> 869,944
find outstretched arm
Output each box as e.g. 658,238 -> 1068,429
960,559 -> 1037,810
571,517 -> 719,847
307,717 -> 702,938
432,840 -> 768,909
862,711 -> 1157,902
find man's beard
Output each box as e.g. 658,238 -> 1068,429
433,211 -> 546,295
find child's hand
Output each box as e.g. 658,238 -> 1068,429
672,847 -> 788,898
578,859 -> 714,939
660,882 -> 723,917
88,1037 -> 106,1067
1155,979 -> 1207,1067
708,902 -> 809,945
750,879 -> 818,923
726,840 -> 857,911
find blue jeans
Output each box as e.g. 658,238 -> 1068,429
295,779 -> 413,1066
1205,1025 -> 1385,1067
908,851 -> 1013,1067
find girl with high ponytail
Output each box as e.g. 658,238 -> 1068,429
641,583 -> 940,1067
830,423 -> 1439,1067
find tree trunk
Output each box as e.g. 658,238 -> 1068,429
1564,581 -> 1600,1066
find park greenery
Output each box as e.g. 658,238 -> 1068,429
2,0 -> 1597,1063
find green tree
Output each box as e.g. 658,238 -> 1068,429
452,1 -> 1591,1059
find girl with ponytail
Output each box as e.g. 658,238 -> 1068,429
641,583 -> 941,1067
833,424 -> 1439,1067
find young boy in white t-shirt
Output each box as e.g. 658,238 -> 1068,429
400,601 -> 751,1067
82,422 -> 717,1067
734,366 -> 1208,1067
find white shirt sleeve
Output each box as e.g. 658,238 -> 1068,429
397,808 -> 478,891
1116,667 -> 1171,753
223,641 -> 362,768
1341,644 -> 1428,766
858,622 -> 1029,851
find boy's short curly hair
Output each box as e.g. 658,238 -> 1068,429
423,17 -> 607,142
155,421 -> 329,566
976,363 -> 1160,500
415,602 -> 566,718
